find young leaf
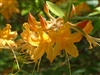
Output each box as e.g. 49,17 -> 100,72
46,1 -> 64,17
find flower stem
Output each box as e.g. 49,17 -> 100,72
66,53 -> 72,75
5,40 -> 20,70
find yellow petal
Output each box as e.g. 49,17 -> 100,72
58,25 -> 71,37
27,45 -> 36,59
33,43 -> 47,62
65,42 -> 79,57
53,42 -> 63,59
48,31 -> 58,42
38,28 -> 51,42
28,36 -> 40,46
0,39 -> 6,48
46,43 -> 54,63
67,32 -> 82,42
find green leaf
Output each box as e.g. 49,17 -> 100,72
63,1 -> 72,22
88,12 -> 100,16
73,26 -> 86,36
70,25 -> 86,36
88,7 -> 100,16
46,1 -> 64,17
73,69 -> 86,74
91,19 -> 100,35
95,7 -> 100,11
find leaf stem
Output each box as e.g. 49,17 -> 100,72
70,16 -> 100,21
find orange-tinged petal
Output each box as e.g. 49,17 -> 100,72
44,4 -> 49,16
28,13 -> 37,32
83,21 -> 93,34
77,20 -> 93,34
77,20 -> 89,29
70,4 -> 76,18
65,42 -> 79,57
39,15 -> 47,30
44,4 -> 54,20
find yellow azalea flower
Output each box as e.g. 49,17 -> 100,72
69,20 -> 100,49
0,0 -> 19,20
47,23 -> 82,63
0,24 -> 17,49
43,5 -> 82,62
21,23 -> 51,62
21,5 -> 83,63
21,13 -> 52,62
76,20 -> 99,49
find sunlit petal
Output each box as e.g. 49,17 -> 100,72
33,43 -> 47,62
65,42 -> 79,57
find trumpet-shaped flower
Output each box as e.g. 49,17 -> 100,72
21,11 -> 83,63
21,4 -> 99,63
69,20 -> 100,49
47,23 -> 82,62
21,13 -> 52,62
0,24 -> 17,49
77,20 -> 99,49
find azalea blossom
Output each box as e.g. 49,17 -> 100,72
21,13 -> 51,62
0,0 -> 19,20
21,9 -> 82,63
0,24 -> 17,49
77,20 -> 100,49
20,4 -> 100,64
69,20 -> 100,49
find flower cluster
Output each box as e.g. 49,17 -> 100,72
20,5 -> 99,63
0,4 -> 100,64
0,24 -> 17,49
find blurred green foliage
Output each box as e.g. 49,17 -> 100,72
0,0 -> 100,75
